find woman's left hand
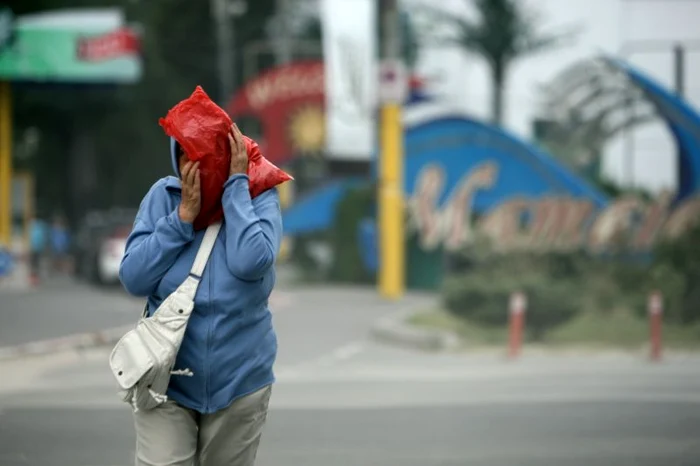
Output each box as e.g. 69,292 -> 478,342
228,123 -> 248,176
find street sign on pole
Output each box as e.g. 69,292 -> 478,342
379,59 -> 408,105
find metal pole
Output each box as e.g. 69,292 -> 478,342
619,44 -> 639,189
211,0 -> 234,104
621,39 -> 700,192
624,92 -> 636,189
674,44 -> 685,97
0,81 -> 11,247
275,0 -> 292,65
378,0 -> 405,299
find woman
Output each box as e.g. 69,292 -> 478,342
119,124 -> 282,466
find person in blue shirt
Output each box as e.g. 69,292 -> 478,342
49,215 -> 71,275
119,124 -> 282,466
29,216 -> 48,285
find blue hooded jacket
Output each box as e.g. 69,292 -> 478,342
119,137 -> 282,414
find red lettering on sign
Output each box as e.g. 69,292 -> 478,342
77,28 -> 140,62
228,61 -> 325,164
247,67 -> 324,111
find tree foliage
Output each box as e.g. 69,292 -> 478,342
418,0 -> 579,125
11,0 -> 278,226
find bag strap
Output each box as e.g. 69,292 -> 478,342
189,221 -> 222,279
142,221 -> 222,315
176,221 -> 222,302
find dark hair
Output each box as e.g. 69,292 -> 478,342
176,142 -> 185,157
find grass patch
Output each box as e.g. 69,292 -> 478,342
546,309 -> 700,349
409,308 -> 700,350
545,309 -> 647,348
408,309 -> 507,347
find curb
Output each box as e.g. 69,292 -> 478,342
370,311 -> 700,359
370,309 -> 460,352
0,325 -> 132,362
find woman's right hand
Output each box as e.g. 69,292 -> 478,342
178,160 -> 201,224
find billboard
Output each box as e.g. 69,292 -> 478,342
319,0 -> 471,161
321,0 -> 378,160
227,61 -> 325,165
0,9 -> 141,83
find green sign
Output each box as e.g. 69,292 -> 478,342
0,13 -> 141,84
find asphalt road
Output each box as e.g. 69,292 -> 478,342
1,280 -> 699,466
2,401 -> 698,466
0,274 -> 423,354
1,343 -> 699,466
0,278 -> 143,347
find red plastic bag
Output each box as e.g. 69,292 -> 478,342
159,86 -> 293,230
244,135 -> 293,198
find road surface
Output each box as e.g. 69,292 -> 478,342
1,281 -> 699,466
0,274 -> 413,353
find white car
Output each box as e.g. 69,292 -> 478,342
97,233 -> 128,285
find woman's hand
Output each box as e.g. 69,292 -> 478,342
228,123 -> 248,176
178,160 -> 201,224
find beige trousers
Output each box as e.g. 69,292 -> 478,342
133,385 -> 272,466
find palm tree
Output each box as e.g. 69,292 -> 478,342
419,0 -> 579,125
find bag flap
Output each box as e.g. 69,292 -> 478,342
109,328 -> 155,390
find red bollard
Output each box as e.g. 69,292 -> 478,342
648,291 -> 663,362
508,292 -> 527,359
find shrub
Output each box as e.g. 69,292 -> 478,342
652,222 -> 700,324
327,184 -> 376,284
442,263 -> 582,341
441,219 -> 700,340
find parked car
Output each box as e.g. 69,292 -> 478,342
73,208 -> 136,286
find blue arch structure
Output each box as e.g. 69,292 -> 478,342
397,116 -> 608,212
283,115 -> 608,237
283,115 -> 610,288
281,177 -> 365,235
603,57 -> 700,201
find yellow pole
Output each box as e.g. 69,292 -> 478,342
378,0 -> 405,299
378,102 -> 405,299
277,175 -> 293,262
0,81 -> 11,247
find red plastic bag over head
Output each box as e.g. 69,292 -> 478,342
244,135 -> 294,198
159,86 -> 293,230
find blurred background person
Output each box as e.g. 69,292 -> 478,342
49,214 -> 71,276
28,214 -> 48,286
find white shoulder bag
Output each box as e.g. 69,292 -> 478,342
109,221 -> 222,412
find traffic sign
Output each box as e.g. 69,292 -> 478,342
379,59 -> 408,104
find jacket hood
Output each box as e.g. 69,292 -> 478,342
170,137 -> 181,178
